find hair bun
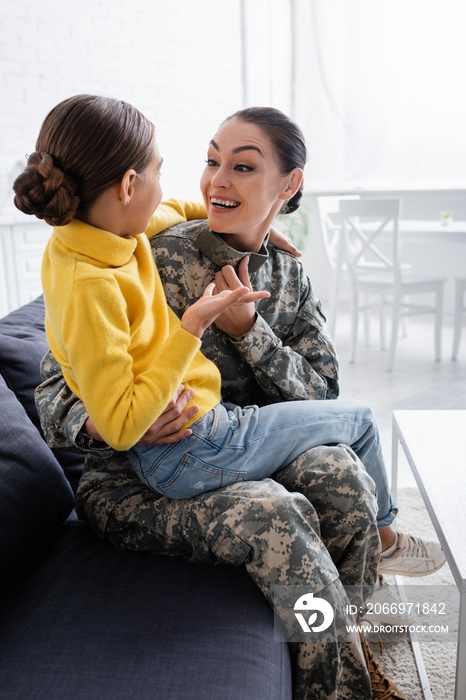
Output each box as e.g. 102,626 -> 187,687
281,187 -> 303,215
13,151 -> 79,226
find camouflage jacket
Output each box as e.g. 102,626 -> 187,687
36,220 -> 339,453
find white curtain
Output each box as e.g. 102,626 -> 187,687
241,0 -> 292,114
292,0 -> 466,188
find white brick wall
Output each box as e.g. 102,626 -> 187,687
0,0 -> 244,211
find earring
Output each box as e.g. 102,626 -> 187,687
125,196 -> 130,205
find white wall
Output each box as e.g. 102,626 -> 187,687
0,0 -> 248,316
0,0 -> 244,214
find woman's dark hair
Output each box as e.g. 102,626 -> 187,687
13,94 -> 155,226
224,106 -> 307,215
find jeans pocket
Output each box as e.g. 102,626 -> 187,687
155,452 -> 247,499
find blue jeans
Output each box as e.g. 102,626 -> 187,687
128,399 -> 396,528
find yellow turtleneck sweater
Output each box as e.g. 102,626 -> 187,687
41,200 -> 220,451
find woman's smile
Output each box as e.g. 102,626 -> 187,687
209,196 -> 241,210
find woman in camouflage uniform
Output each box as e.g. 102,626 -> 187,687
35,106 -> 411,699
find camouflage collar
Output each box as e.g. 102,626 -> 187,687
193,224 -> 269,273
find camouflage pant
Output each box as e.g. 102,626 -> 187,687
76,444 -> 380,699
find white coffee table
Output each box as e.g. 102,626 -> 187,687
392,410 -> 466,700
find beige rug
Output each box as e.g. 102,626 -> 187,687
366,488 -> 457,699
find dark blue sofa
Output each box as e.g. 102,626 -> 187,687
0,296 -> 292,700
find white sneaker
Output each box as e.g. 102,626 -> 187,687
364,576 -> 415,624
378,532 -> 446,577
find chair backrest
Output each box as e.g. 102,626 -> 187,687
339,198 -> 403,283
317,195 -> 359,270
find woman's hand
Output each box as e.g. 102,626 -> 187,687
180,277 -> 269,339
213,258 -> 259,336
137,385 -> 199,445
84,415 -> 106,442
83,385 -> 200,446
269,226 -> 302,257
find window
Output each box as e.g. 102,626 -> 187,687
291,0 -> 466,188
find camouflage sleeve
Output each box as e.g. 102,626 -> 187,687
35,350 -> 113,457
228,274 -> 340,402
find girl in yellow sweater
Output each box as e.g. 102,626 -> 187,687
14,94 -> 388,501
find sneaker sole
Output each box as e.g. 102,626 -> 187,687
377,558 -> 447,577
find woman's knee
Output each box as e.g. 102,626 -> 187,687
285,443 -> 378,529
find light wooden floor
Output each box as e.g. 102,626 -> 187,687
330,309 -> 466,487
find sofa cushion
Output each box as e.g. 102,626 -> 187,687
0,375 -> 74,582
0,517 -> 292,700
0,295 -> 48,428
0,296 -> 85,491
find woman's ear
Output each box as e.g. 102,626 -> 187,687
278,168 -> 304,202
119,169 -> 138,205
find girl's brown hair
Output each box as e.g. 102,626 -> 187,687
13,94 -> 155,226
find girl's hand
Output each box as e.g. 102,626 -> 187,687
213,258 -> 259,336
269,226 -> 302,257
180,278 -> 269,339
